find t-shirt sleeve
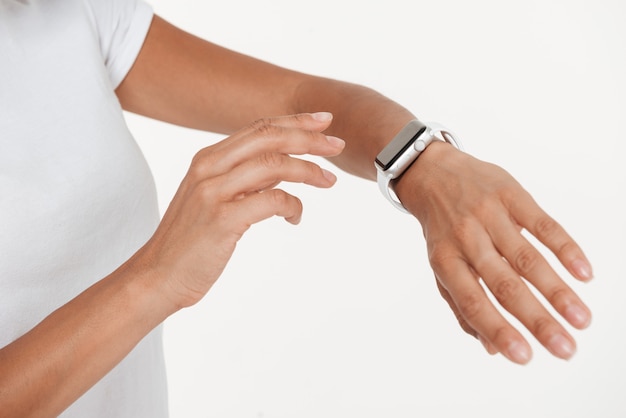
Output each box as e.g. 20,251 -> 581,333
84,0 -> 154,89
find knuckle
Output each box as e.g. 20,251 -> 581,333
491,325 -> 510,345
305,160 -> 323,178
513,245 -> 539,275
257,152 -> 285,170
186,162 -> 204,182
266,188 -> 290,207
534,216 -> 561,240
456,292 -> 483,322
249,117 -> 271,129
547,285 -> 570,309
491,277 -> 523,306
250,118 -> 280,137
532,316 -> 553,339
195,178 -> 220,203
188,149 -> 212,180
290,113 -> 308,123
428,243 -> 456,272
555,240 -> 578,260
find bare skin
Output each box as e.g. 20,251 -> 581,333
0,14 -> 592,417
0,113 -> 344,417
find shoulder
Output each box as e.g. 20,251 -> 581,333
80,0 -> 154,88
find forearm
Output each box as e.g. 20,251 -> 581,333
292,77 -> 415,180
0,258 -> 172,417
117,15 -> 414,181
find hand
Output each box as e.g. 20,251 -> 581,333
135,112 -> 345,311
394,141 -> 593,364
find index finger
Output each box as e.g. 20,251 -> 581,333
191,113 -> 345,179
213,112 -> 338,155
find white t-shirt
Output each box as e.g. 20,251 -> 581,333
0,0 -> 168,416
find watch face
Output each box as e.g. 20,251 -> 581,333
375,120 -> 427,171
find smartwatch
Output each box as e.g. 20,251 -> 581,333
375,119 -> 464,213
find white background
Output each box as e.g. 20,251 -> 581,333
124,1 -> 626,417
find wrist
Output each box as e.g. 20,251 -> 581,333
114,250 -> 183,325
393,140 -> 460,217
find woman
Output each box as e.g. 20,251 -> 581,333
0,0 -> 592,416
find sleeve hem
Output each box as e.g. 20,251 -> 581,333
108,2 -> 154,90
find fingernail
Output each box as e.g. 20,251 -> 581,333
506,341 -> 532,364
322,169 -> 337,183
565,304 -> 591,329
326,135 -> 345,148
312,112 -> 333,122
572,259 -> 593,282
549,333 -> 576,360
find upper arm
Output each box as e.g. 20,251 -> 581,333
115,15 -> 306,134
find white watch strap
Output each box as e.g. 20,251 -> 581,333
377,169 -> 410,213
